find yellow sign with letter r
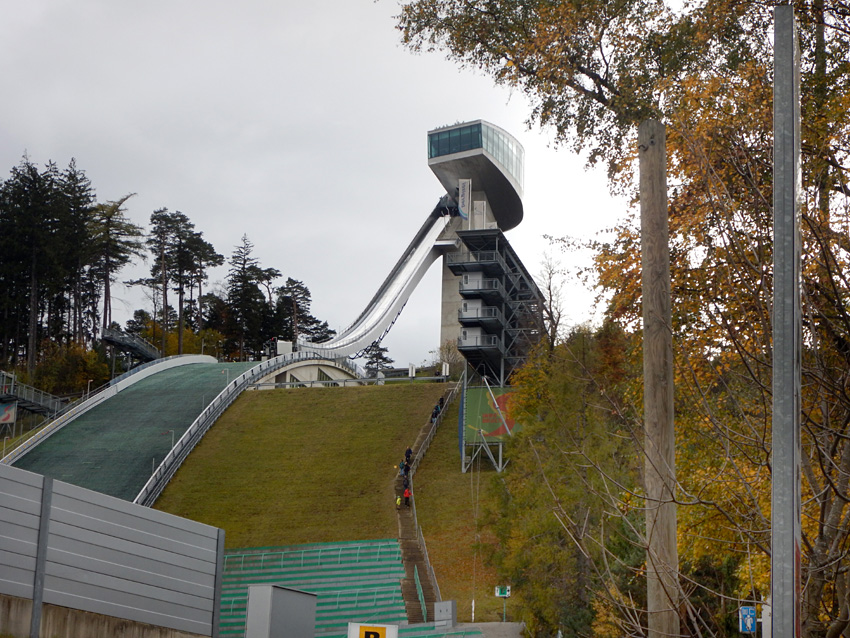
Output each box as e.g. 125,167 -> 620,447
347,623 -> 398,638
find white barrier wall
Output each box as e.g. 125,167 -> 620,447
0,463 -> 223,637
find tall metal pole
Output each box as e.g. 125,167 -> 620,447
639,119 -> 679,638
772,6 -> 801,637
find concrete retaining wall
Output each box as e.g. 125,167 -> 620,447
0,594 -> 209,638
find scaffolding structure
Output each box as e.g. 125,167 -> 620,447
448,229 -> 543,472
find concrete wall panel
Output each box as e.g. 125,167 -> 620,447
47,529 -> 212,577
51,480 -> 218,546
0,594 -> 33,637
39,599 -> 209,638
0,464 -> 41,600
0,464 -> 221,637
46,520 -> 215,575
45,547 -> 215,599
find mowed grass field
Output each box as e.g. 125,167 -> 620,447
155,384 -> 447,547
155,382 -> 512,623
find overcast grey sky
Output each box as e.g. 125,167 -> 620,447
0,0 -> 626,367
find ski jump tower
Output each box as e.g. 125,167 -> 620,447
427,121 -> 543,471
296,120 -> 541,469
428,121 -> 541,384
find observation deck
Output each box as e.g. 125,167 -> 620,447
427,120 -> 524,231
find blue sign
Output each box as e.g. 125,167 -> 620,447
739,606 -> 757,633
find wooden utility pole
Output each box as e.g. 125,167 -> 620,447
639,119 -> 679,637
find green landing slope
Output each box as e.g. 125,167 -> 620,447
13,362 -> 256,501
154,384 -> 448,548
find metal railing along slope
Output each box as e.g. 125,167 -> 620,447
404,380 -> 461,606
134,351 -> 363,506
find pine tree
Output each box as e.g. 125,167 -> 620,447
364,343 -> 394,377
275,278 -> 336,345
89,194 -> 145,335
225,235 -> 266,360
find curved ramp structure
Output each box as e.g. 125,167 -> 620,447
298,206 -> 452,358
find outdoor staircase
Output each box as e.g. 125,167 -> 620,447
0,371 -> 67,417
397,478 -> 436,623
102,326 -> 160,362
395,385 -> 459,624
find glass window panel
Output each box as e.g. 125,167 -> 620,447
452,128 -> 463,154
460,126 -> 471,150
438,132 -> 449,156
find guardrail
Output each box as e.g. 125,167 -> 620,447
409,381 -> 461,479
223,585 -> 400,615
446,250 -> 509,273
404,380 -> 460,608
224,541 -> 401,571
414,565 -> 427,622
249,375 -> 450,390
134,351 -> 365,506
418,524 -> 441,603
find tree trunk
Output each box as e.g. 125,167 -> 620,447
177,282 -> 184,354
102,255 -> 112,335
27,253 -> 38,377
160,245 -> 168,356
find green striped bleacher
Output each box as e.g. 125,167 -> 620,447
220,539 -> 408,638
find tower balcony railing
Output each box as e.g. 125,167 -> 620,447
447,250 -> 509,273
458,306 -> 504,325
459,278 -> 506,299
457,334 -> 505,354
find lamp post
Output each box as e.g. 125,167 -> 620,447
86,379 -> 93,399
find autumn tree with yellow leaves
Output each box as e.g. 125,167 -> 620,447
399,0 -> 850,636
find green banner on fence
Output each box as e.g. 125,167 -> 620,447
464,387 -> 519,443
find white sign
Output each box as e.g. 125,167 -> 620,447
458,179 -> 471,219
495,585 -> 511,598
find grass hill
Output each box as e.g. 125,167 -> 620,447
414,398 -> 519,623
154,382 -> 514,623
155,383 -> 446,546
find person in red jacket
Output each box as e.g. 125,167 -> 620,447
404,487 -> 412,507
